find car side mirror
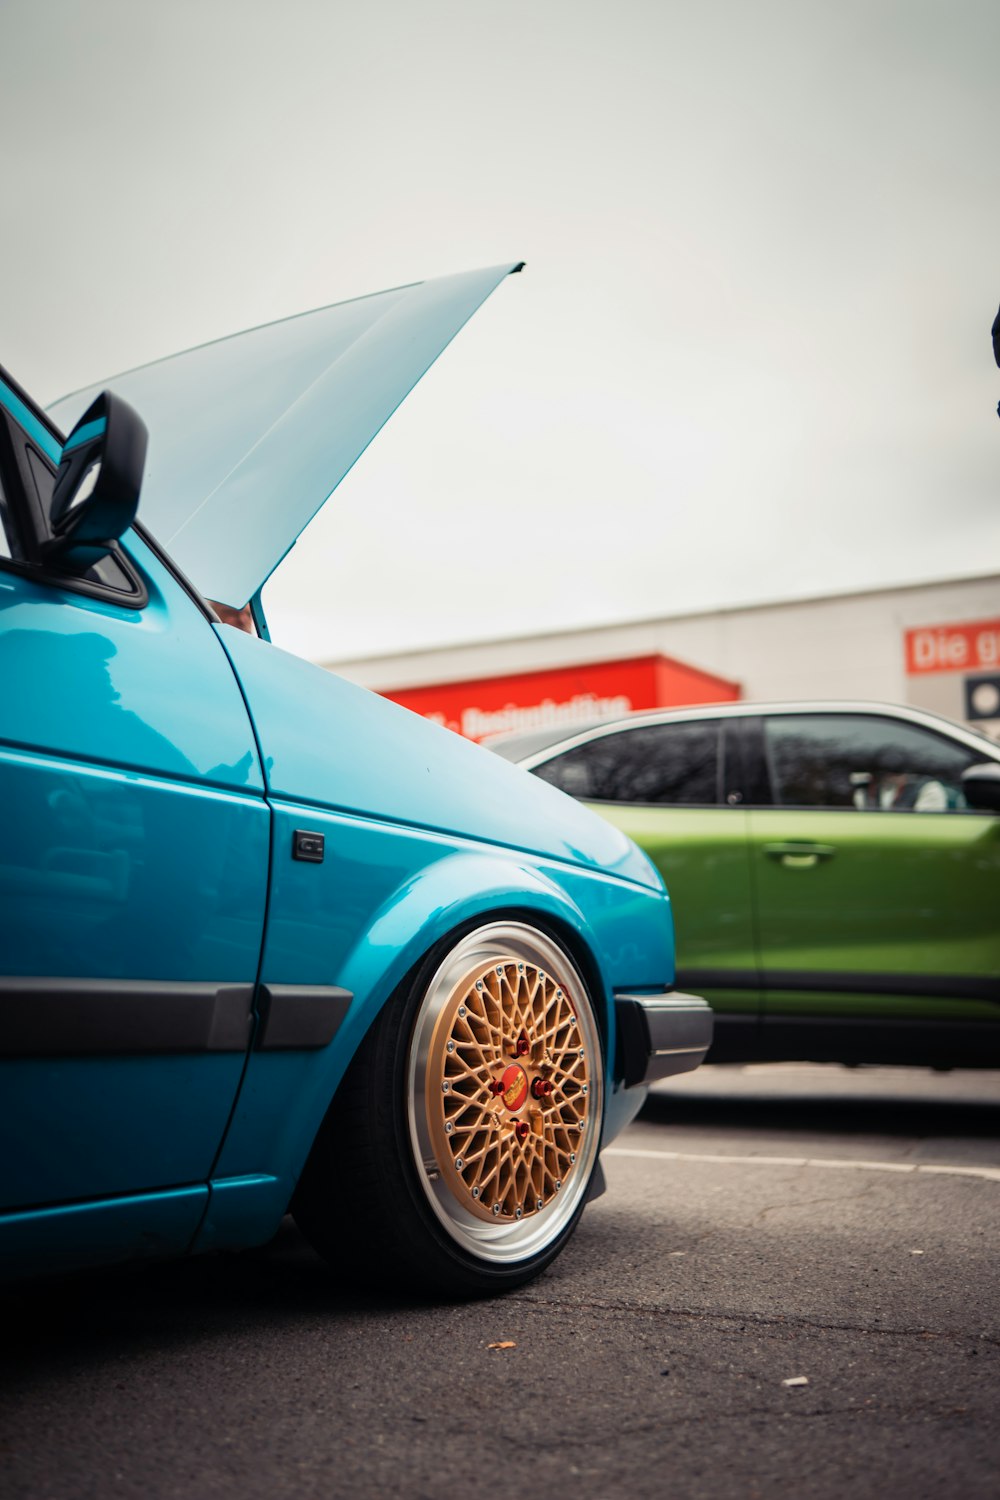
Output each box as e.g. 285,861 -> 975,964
44,391 -> 148,571
961,761 -> 1000,812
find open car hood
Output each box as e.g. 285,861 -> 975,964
47,263 -> 523,608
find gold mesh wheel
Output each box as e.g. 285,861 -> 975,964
407,922 -> 603,1265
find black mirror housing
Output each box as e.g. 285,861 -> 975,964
961,761 -> 1000,813
44,391 -> 148,570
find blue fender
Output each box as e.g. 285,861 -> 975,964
200,841 -> 671,1253
195,621 -> 673,1253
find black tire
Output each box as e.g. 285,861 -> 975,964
293,920 -> 605,1298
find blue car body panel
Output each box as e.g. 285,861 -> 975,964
216,625 -> 661,887
1,1187 -> 212,1278
0,268 -> 684,1282
0,529 -> 266,794
0,535 -> 271,1237
193,628 -> 673,1252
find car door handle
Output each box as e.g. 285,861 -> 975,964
763,842 -> 836,868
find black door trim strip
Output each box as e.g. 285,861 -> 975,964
0,979 -> 254,1056
710,1012 -> 1000,1068
0,978 -> 354,1057
676,967 -> 1000,1003
255,984 -> 352,1050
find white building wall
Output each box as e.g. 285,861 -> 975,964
322,572 -> 1000,713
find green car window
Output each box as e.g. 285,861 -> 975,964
764,714 -> 977,811
534,721 -> 721,805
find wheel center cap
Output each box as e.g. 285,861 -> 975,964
500,1063 -> 529,1112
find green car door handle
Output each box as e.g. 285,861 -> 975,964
763,842 -> 836,869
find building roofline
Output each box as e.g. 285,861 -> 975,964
319,568 -> 1000,672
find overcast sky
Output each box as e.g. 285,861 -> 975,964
1,0 -> 997,662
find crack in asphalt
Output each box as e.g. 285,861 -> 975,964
474,1395 -> 985,1453
750,1176 -> 884,1224
507,1292 -> 1000,1348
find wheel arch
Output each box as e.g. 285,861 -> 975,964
332,850 -> 618,1094
292,896 -> 612,1293
201,847 -> 648,1258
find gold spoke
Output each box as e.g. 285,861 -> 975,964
425,953 -> 593,1223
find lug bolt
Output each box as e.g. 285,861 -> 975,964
515,1121 -> 529,1143
516,1031 -> 530,1057
531,1078 -> 553,1099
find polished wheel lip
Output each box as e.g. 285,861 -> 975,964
406,923 -> 603,1266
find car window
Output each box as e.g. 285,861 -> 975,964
532,720 -> 721,805
0,477 -> 11,559
0,413 -> 26,562
763,714 -> 977,812
723,715 -> 770,806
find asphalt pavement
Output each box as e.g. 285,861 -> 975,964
2,1064 -> 998,1500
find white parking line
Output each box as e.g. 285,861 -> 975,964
603,1146 -> 1000,1183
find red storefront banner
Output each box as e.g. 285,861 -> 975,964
382,653 -> 741,742
904,618 -> 1000,675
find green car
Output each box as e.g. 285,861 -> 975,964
490,702 -> 1000,1067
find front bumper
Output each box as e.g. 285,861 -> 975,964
615,991 -> 713,1087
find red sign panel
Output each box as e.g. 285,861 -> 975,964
904,619 -> 1000,676
382,654 -> 741,742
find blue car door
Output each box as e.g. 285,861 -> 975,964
0,373 -> 270,1266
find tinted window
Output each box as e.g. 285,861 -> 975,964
764,714 -> 977,812
533,721 -> 720,805
723,716 -> 770,806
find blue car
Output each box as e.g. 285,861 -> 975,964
0,264 -> 711,1296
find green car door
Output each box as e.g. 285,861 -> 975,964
514,703 -> 1000,1066
747,711 -> 1000,1060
